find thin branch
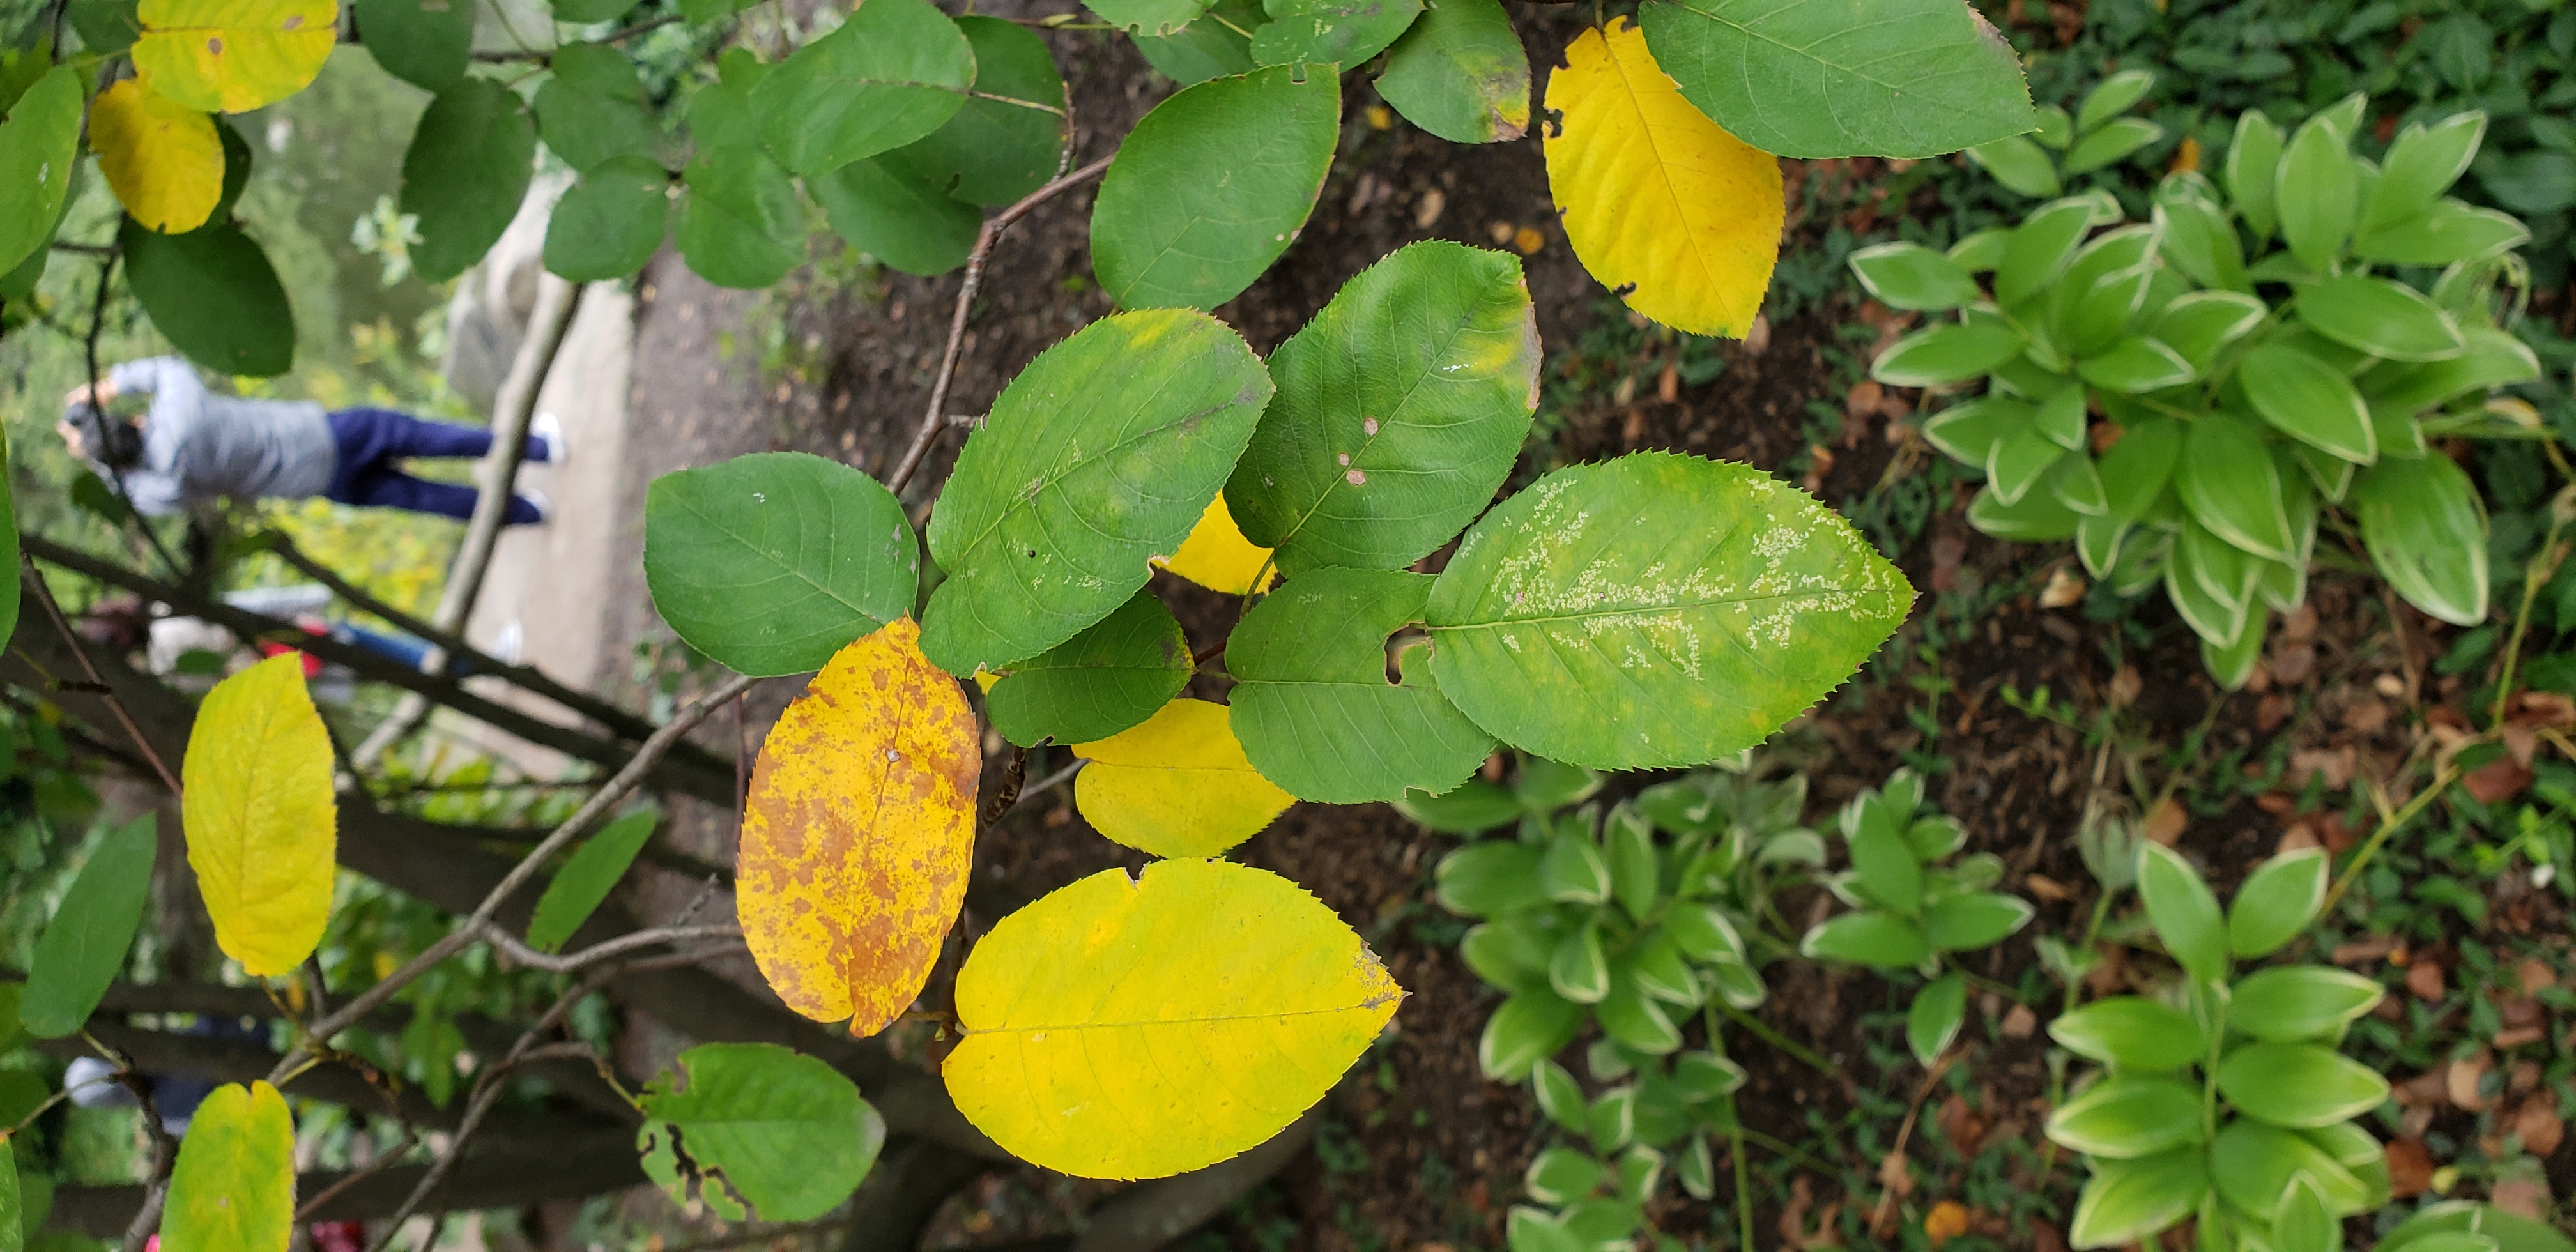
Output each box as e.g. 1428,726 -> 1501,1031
292,1126 -> 422,1221
17,554 -> 182,795
1011,758 -> 1084,813
476,920 -> 743,974
885,153 -> 1116,493
276,671 -> 758,1074
88,1037 -> 180,1252
469,12 -> 682,59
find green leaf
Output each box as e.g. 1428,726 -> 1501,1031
2383,1204 -> 2574,1252
2211,1120 -> 2370,1218
2365,324 -> 2541,413
1606,805 -> 1657,922
1597,979 -> 1681,1054
638,1042 -> 884,1221
809,157 -> 979,279
556,0 -> 643,19
535,43 -> 661,174
2048,1075 -> 2208,1158
1092,65 -> 1338,310
2079,337 -> 2196,394
2227,110 -> 2283,240
920,309 -> 1271,673
2354,200 -> 2529,266
1989,427 -> 2064,505
2076,69 -> 2154,133
1848,241 -> 1979,311
358,0 -> 473,92
120,216 -> 295,377
1133,0 -> 1259,83
1970,477 -> 2082,542
0,1147 -> 17,1252
1461,919 -> 1550,993
1533,1057 -> 1587,1131
2065,118 -> 2163,176
2229,966 -> 2384,1044
1872,321 -> 2025,386
1798,910 -> 1930,970
986,590 -> 1190,747
2152,183 -> 2248,292
2227,846 -> 2328,958
1482,989 -> 1583,1080
1526,1145 -> 1605,1205
2069,1149 -> 2206,1249
2352,454 -> 2488,627
2154,291 -> 2265,373
880,17 -> 1066,207
544,154 -> 670,281
2137,843 -> 2227,981
164,1083 -> 294,1252
1844,793 -> 1921,914
18,815 -> 155,1038
1517,758 -> 1601,810
1229,567 -> 1494,802
1994,198 -> 2095,308
1374,0 -> 1528,144
1435,841 -> 1544,915
1540,832 -> 1611,906
2239,344 -> 2376,464
1923,891 -> 2034,951
0,67 -> 80,277
1228,240 -> 1538,574
1423,453 -> 1912,770
2275,1175 -> 2338,1252
68,0 -> 141,54
2048,996 -> 2207,1071
2276,115 -> 2358,273
1908,970 -> 1966,1066
1549,922 -> 1611,1003
2364,113 -> 2485,234
1089,0 -> 1213,34
526,809 -> 657,954
2177,412 -> 2294,562
748,0 -> 974,177
1663,902 -> 1748,965
1252,0 -> 1423,68
1921,397 -> 2027,467
2216,1041 -> 2392,1129
2298,275 -> 2465,363
0,430 -> 15,654
675,148 -> 804,289
1636,0 -> 2035,159
643,452 -> 919,677
1966,135 -> 2063,198
401,77 -> 537,283
1398,779 -> 1521,834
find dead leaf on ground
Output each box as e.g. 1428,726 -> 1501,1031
2450,1051 -> 2496,1111
2333,935 -> 2399,966
1878,1148 -> 1915,1199
1929,535 -> 1968,595
1924,1200 -> 1970,1249
2464,758 -> 2534,805
2108,666 -> 2142,708
2023,874 -> 2071,903
2407,958 -> 2446,1002
2000,1004 -> 2037,1039
2386,1137 -> 2435,1198
2515,1098 -> 2565,1157
2490,1161 -> 2553,1219
2519,958 -> 2557,995
2038,566 -> 2085,609
2142,797 -> 2186,846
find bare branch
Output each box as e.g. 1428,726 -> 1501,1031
477,920 -> 743,974
17,554 -> 183,795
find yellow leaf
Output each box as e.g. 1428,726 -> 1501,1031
738,618 -> 979,1036
181,653 -> 335,977
162,1081 -> 295,1252
944,858 -> 1402,1179
89,79 -> 224,234
1151,493 -> 1276,595
1543,17 -> 1783,337
134,0 -> 338,114
1071,698 -> 1292,857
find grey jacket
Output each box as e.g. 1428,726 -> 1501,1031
100,358 -> 336,514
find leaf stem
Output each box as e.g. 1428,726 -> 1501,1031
2320,762 -> 2458,916
1717,1002 -> 1833,1075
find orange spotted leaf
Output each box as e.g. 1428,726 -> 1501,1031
737,618 -> 979,1037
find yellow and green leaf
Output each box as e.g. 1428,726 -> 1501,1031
1071,698 -> 1294,857
181,653 -> 336,977
1151,493 -> 1276,595
134,0 -> 338,114
162,1081 -> 295,1252
89,79 -> 224,234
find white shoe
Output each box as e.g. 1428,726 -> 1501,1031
523,487 -> 553,524
529,411 -> 565,467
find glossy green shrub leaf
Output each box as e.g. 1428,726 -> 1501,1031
2074,69 -> 2154,132
1539,832 -> 1611,905
2137,843 -> 2227,981
1229,241 -> 1538,574
526,809 -> 658,954
2048,996 -> 2205,1071
2276,116 -> 2357,272
1597,981 -> 1680,1054
2274,1176 -> 2336,1252
920,309 -> 1271,673
2369,326 -> 2541,413
1517,759 -> 1601,811
1252,0 -> 1423,67
2079,338 -> 2195,394
1994,198 -> 2094,308
1424,454 -> 1912,770
121,217 -> 295,377
1092,66 -> 1337,310
1923,891 -> 2034,951
401,78 -> 537,283
544,154 -> 670,281
1526,1146 -> 1604,1205
0,1149 -> 16,1252
882,17 -> 1066,207
1436,841 -> 1544,915
1133,0 -> 1259,82
1531,1057 -> 1586,1131
1921,397 -> 2026,467
1636,0 -> 2035,159
1662,903 -> 1747,965
2178,412 -> 2294,563
2230,966 -> 2384,1044
986,590 -> 1190,747
163,1082 -> 293,1252
2365,113 -> 2485,234
2299,275 -> 2465,363
1399,780 -> 1521,834
1089,0 -> 1213,34
1483,989 -> 1583,1080
2239,344 -> 2375,464
2227,846 -> 2327,958
360,0 -> 472,91
749,0 -> 974,177
2211,1120 -> 2370,1218
1967,135 -> 2062,198
2217,1041 -> 2391,1129
638,1042 -> 884,1221
809,158 -> 979,279
2226,109 -> 2283,240
534,42 -> 660,173
0,68 -> 82,277
675,146 -> 803,289
2352,454 -> 2488,627
1871,321 -> 2024,386
1375,0 -> 1528,143
1548,924 -> 1610,1003
2069,1149 -> 2205,1249
2354,201 -> 2529,266
1907,971 -> 1966,1066
645,452 -> 918,676
1604,805 -> 1657,922
2383,1203 -> 2575,1252
18,815 -> 155,1038
1799,910 -> 1929,969
2048,1075 -> 2207,1158
1230,567 -> 1493,802
1462,919 -> 1551,993
2152,185 -> 2248,292
2154,291 -> 2264,372
1845,795 -> 1920,913
1968,477 -> 2082,541
1848,241 -> 1979,311
2064,118 -> 2163,176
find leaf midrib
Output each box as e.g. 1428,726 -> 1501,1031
674,493 -> 883,627
964,997 -> 1400,1034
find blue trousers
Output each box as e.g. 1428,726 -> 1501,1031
324,409 -> 549,524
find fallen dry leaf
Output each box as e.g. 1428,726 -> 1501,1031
2271,643 -> 2315,685
2450,1053 -> 2495,1111
2023,874 -> 2071,903
2464,758 -> 2535,805
1878,1148 -> 1915,1198
2407,958 -> 2446,1002
2333,935 -> 2399,966
2108,666 -> 2142,708
2515,1097 -> 2565,1157
2345,696 -> 2391,735
1924,1200 -> 1970,1249
2000,1004 -> 2037,1039
2142,798 -> 2186,847
2520,958 -> 2557,996
1928,534 -> 1968,595
2386,1137 -> 2435,1198
2256,693 -> 2295,732
2038,566 -> 2086,609
2490,1161 -> 2552,1219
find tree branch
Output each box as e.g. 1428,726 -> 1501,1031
17,554 -> 182,795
